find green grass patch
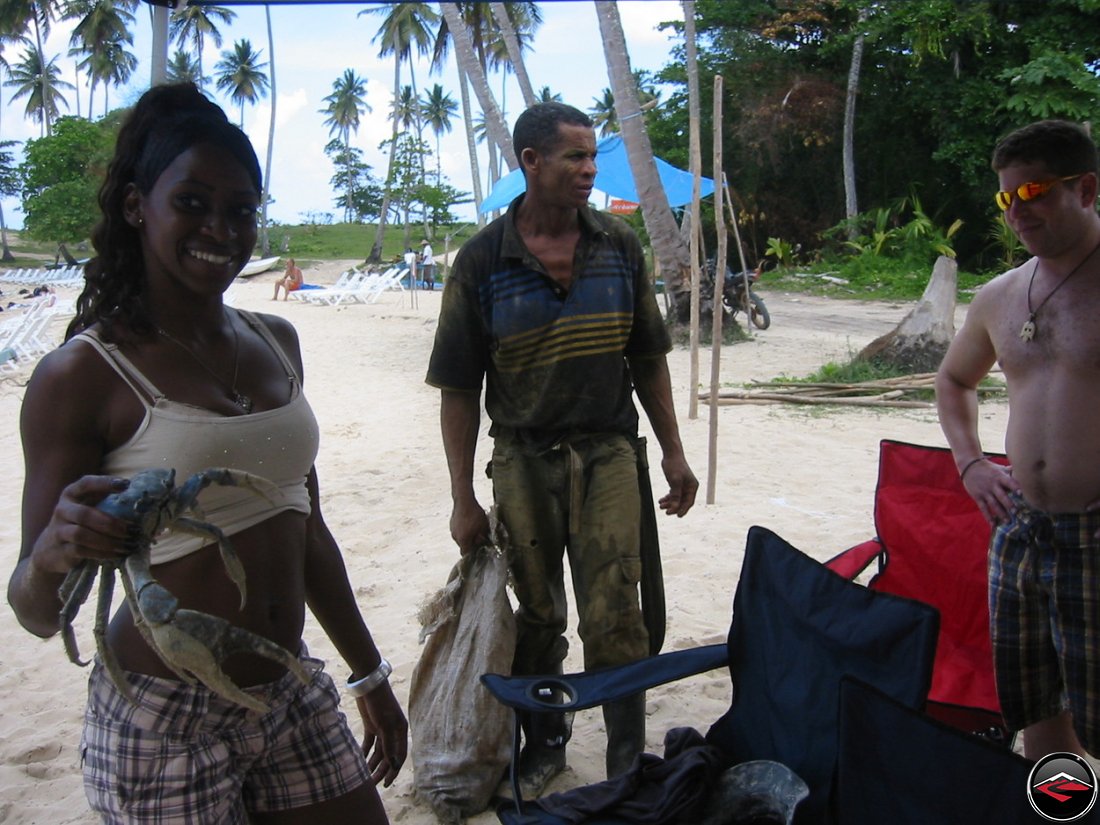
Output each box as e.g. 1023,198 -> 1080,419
764,257 -> 990,303
272,221 -> 480,263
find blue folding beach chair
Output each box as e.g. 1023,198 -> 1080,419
483,526 -> 941,825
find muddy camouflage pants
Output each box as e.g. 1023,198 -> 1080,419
491,433 -> 650,677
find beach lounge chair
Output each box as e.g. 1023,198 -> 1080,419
825,439 -> 1010,741
291,268 -> 367,305
483,526 -> 940,825
361,265 -> 409,304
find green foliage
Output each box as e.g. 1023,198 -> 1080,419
651,0 -> 1100,274
999,51 -> 1100,121
985,214 -> 1026,271
20,116 -> 115,243
826,193 -> 962,267
765,237 -> 796,268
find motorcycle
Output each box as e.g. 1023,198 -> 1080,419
704,260 -> 771,330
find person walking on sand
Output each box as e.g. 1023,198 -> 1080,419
272,257 -> 303,300
426,102 -> 697,797
936,119 -> 1100,760
8,83 -> 407,823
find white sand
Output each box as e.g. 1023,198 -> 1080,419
0,263 -> 1008,824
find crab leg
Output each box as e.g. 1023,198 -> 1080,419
58,560 -> 99,666
170,517 -> 249,609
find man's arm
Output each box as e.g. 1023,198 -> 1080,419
629,355 -> 697,517
935,300 -> 1019,523
441,389 -> 490,553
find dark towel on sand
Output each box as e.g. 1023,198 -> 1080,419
534,727 -> 727,824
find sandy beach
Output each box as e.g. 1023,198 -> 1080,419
0,261 -> 1008,824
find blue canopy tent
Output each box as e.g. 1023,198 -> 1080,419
479,134 -> 715,214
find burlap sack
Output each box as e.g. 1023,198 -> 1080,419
409,530 -> 516,823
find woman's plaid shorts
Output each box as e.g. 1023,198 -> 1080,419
80,651 -> 371,823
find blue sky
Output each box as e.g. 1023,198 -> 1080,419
3,1 -> 688,231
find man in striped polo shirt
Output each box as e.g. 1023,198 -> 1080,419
427,102 -> 697,796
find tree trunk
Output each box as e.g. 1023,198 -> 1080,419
370,52 -> 402,263
843,8 -> 868,241
489,1 -> 536,109
260,5 -> 276,256
458,67 -> 486,227
439,2 -> 516,170
150,4 -> 169,85
683,0 -> 702,419
0,202 -> 14,263
857,255 -> 959,373
594,2 -> 691,306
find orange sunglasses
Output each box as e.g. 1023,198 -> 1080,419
995,174 -> 1083,211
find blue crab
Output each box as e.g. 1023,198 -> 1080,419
58,467 -> 310,713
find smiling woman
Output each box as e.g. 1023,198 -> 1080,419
7,83 -> 408,824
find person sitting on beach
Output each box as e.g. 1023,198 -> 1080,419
272,257 -> 303,300
7,83 -> 407,823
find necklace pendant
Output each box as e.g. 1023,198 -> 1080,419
1020,317 -> 1036,342
233,392 -> 253,413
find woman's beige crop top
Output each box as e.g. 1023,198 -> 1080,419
75,310 -> 320,565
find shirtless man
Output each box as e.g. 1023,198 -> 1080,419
936,119 -> 1100,759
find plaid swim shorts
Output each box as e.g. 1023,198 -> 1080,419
80,650 -> 372,823
989,496 -> 1100,753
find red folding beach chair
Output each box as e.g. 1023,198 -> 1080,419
826,439 -> 1010,741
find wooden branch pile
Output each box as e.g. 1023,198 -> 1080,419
699,372 -> 1006,409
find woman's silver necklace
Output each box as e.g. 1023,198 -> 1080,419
1020,238 -> 1100,342
156,315 -> 253,413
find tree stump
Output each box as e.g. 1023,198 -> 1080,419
856,255 -> 958,373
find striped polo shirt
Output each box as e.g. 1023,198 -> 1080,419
426,196 -> 670,449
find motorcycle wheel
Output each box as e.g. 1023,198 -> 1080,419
747,291 -> 771,330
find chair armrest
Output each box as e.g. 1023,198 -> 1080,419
825,538 -> 884,581
481,643 -> 728,714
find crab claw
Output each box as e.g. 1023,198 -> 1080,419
144,608 -> 310,713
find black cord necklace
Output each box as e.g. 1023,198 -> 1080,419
1020,237 -> 1100,343
156,314 -> 253,413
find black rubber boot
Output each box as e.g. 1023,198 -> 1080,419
603,691 -> 646,779
515,709 -> 571,799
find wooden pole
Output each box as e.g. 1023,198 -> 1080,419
706,75 -> 725,505
684,0 -> 703,421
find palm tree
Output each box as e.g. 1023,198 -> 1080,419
214,38 -> 269,128
77,36 -> 137,116
590,87 -> 617,136
362,1 -> 438,261
320,68 -> 369,223
593,2 -> 691,300
392,83 -> 419,131
537,85 -> 561,103
169,3 -> 235,92
260,5 -> 276,256
2,0 -> 64,132
421,83 -> 457,183
436,3 -> 515,170
165,48 -> 204,86
67,0 -> 137,117
6,45 -> 73,135
489,1 -> 536,108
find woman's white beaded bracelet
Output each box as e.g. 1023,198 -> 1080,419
347,657 -> 392,698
